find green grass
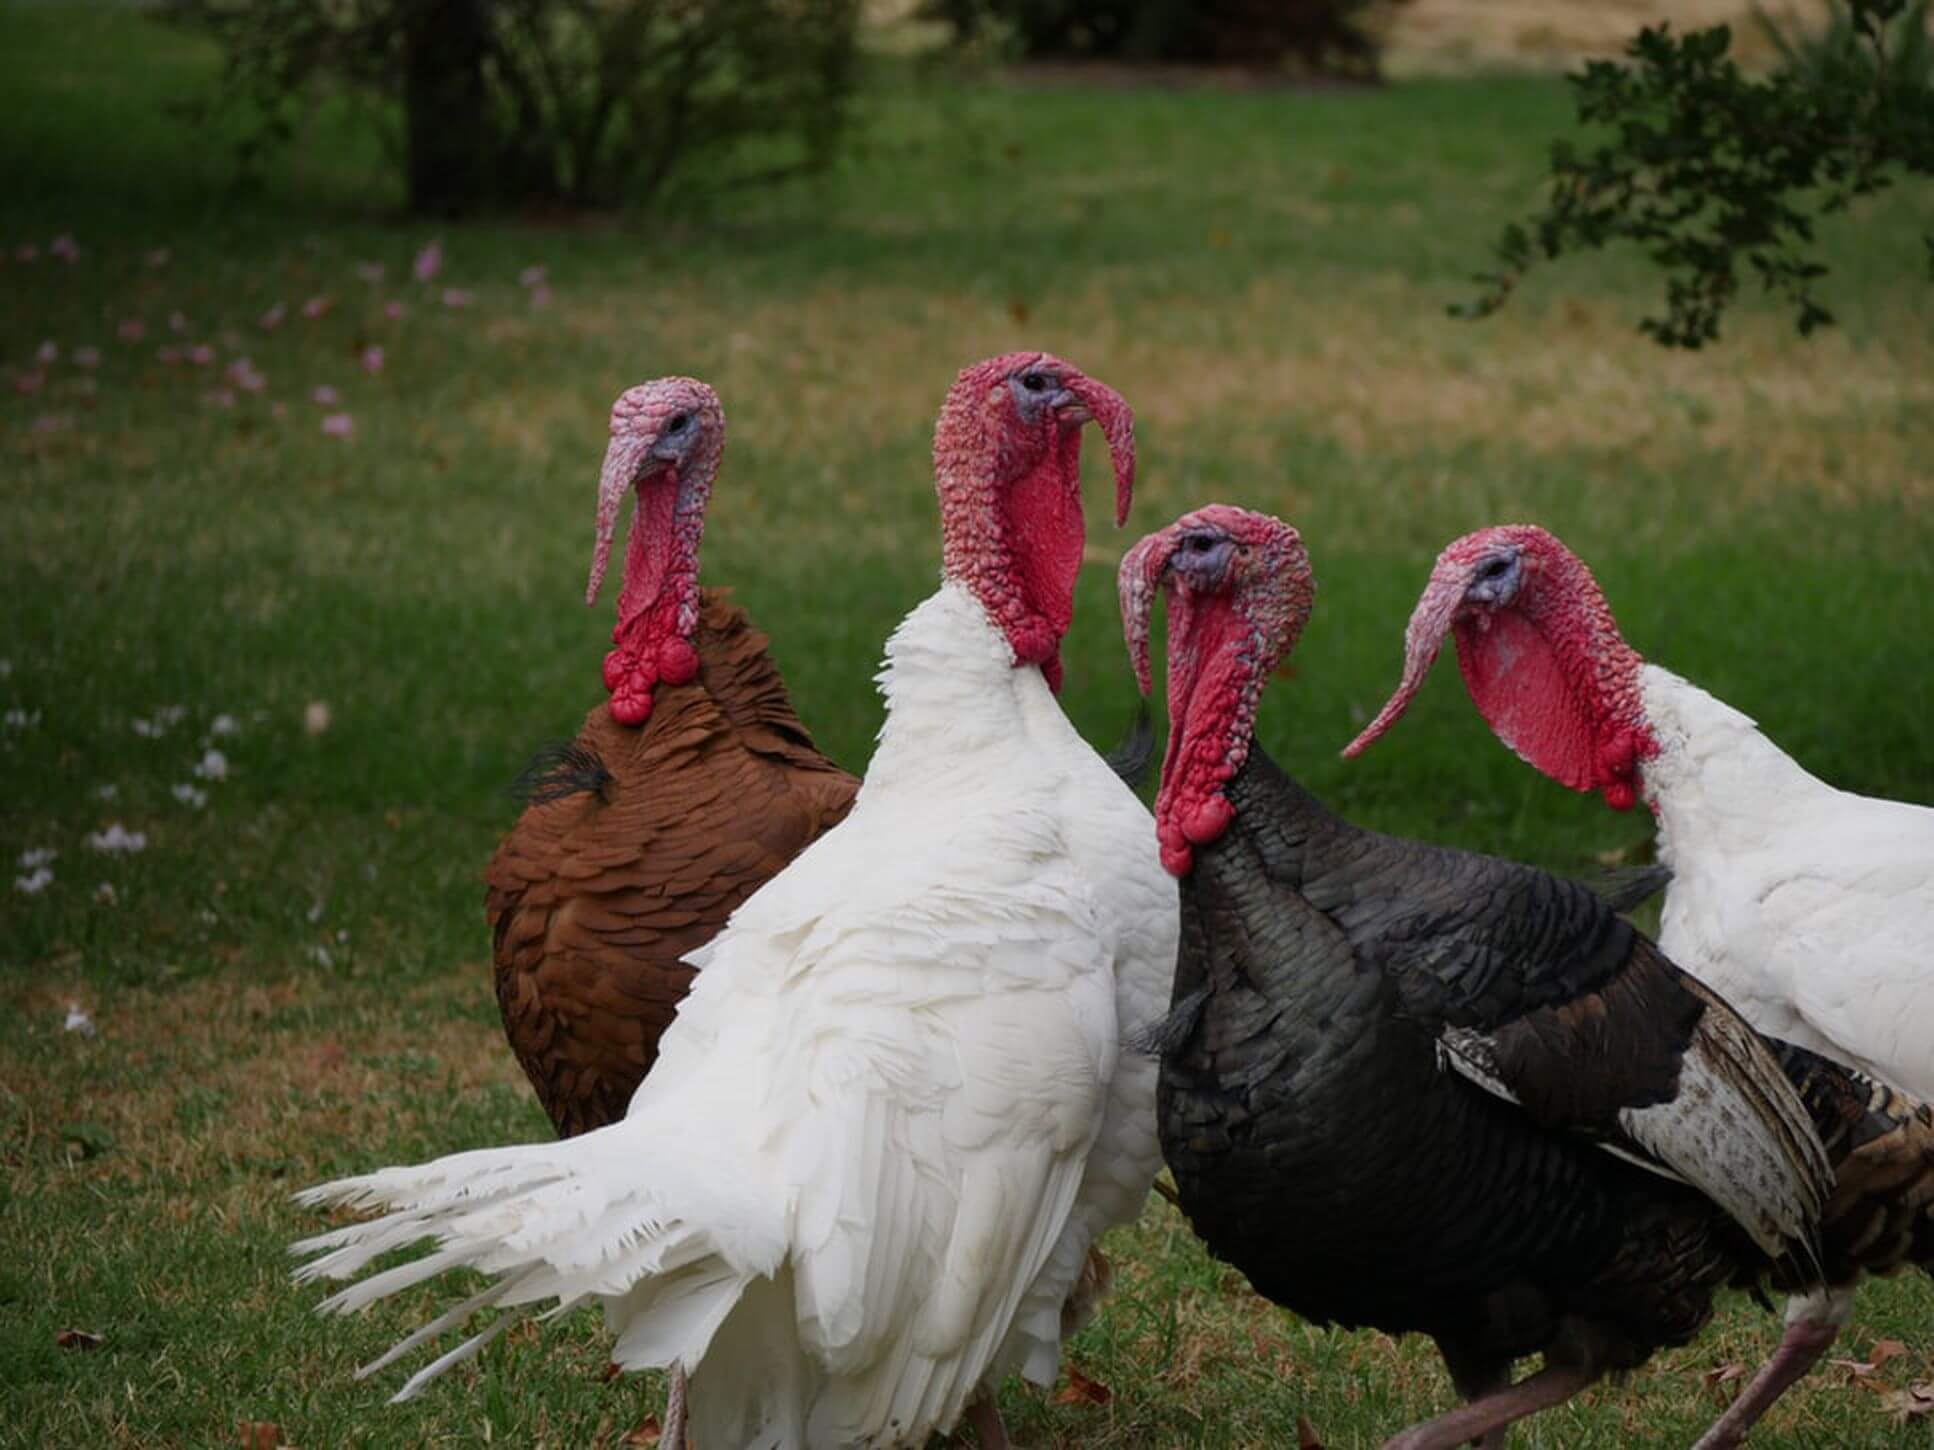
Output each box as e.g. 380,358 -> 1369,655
4,3 -> 1933,1445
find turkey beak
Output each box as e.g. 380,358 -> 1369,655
586,431 -> 656,606
1118,526 -> 1181,697
1064,374 -> 1136,527
1340,567 -> 1465,758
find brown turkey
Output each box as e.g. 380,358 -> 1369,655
1118,504 -> 1934,1450
486,376 -> 857,1139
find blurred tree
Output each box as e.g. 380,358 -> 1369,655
925,0 -> 1404,77
1459,0 -> 1934,347
164,0 -> 861,215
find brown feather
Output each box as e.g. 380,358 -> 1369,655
484,588 -> 857,1138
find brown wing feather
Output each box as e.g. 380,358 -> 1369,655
485,589 -> 857,1137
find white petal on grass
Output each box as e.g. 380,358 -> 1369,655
95,784 -> 117,801
95,881 -> 117,904
303,701 -> 331,735
19,847 -> 56,869
209,714 -> 238,737
15,867 -> 54,894
63,1004 -> 96,1037
85,824 -> 147,853
172,783 -> 208,810
193,748 -> 229,780
3,708 -> 40,729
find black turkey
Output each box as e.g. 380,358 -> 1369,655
1118,504 -> 1934,1450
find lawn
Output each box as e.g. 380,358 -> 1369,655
3,3 -> 1933,1446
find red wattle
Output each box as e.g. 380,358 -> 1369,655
658,637 -> 699,685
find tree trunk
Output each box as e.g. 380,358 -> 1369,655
403,0 -> 493,215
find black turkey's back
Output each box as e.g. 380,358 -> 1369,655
1155,747 -> 1742,1358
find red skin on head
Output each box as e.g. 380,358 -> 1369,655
933,352 -> 1136,692
1120,505 -> 1315,876
584,378 -> 725,727
1344,525 -> 1655,810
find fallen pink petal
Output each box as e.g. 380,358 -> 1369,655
227,358 -> 267,393
360,345 -> 384,375
35,340 -> 58,365
519,264 -> 547,288
168,311 -> 189,335
73,377 -> 98,398
311,384 -> 339,406
270,401 -> 288,419
440,288 -> 474,308
355,261 -> 385,283
529,285 -> 552,309
320,412 -> 354,438
13,244 -> 37,263
204,388 -> 236,408
300,295 -> 332,320
187,344 -> 215,366
73,346 -> 101,368
14,370 -> 46,394
258,303 -> 286,331
412,239 -> 442,282
117,319 -> 145,343
381,300 -> 405,321
50,234 -> 80,263
31,413 -> 71,434
157,346 -> 183,366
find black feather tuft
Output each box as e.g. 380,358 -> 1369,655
509,741 -> 614,806
1104,700 -> 1158,792
1126,985 -> 1211,1059
1579,862 -> 1673,915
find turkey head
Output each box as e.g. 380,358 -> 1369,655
933,351 -> 1136,692
1119,505 -> 1314,875
585,377 -> 726,726
1343,525 -> 1657,810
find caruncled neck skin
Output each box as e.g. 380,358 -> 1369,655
1456,551 -> 1653,809
585,378 -> 725,727
1121,506 -> 1314,876
1155,590 -> 1265,875
602,473 -> 702,724
931,352 -> 1135,694
1346,525 -> 1657,812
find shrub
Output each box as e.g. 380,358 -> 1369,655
925,0 -> 1401,76
163,0 -> 862,215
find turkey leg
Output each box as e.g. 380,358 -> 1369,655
962,1389 -> 1009,1449
661,1360 -> 688,1449
1690,1312 -> 1842,1450
1381,1363 -> 1600,1450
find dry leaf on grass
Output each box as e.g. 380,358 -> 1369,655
236,1421 -> 280,1450
1701,1362 -> 1746,1404
1297,1413 -> 1326,1449
1868,1338 -> 1908,1368
1879,1381 -> 1934,1423
54,1328 -> 103,1350
601,1361 -> 623,1383
624,1414 -> 662,1445
1054,1367 -> 1112,1406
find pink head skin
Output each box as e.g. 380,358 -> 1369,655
932,352 -> 1136,692
1119,506 -> 1315,876
1342,525 -> 1656,810
585,377 -> 726,727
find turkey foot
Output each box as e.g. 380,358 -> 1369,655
1381,1363 -> 1599,1450
661,1360 -> 689,1450
1689,1315 -> 1840,1450
962,1389 -> 1009,1449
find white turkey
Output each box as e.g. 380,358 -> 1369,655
292,351 -> 1176,1450
1347,521 -> 1934,1446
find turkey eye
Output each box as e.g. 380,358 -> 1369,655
1019,372 -> 1049,393
1476,556 -> 1513,581
666,412 -> 691,434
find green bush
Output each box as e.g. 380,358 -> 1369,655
925,0 -> 1400,75
164,0 -> 861,215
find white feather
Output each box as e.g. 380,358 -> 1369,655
293,582 -> 1176,1447
1640,665 -> 1934,1100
